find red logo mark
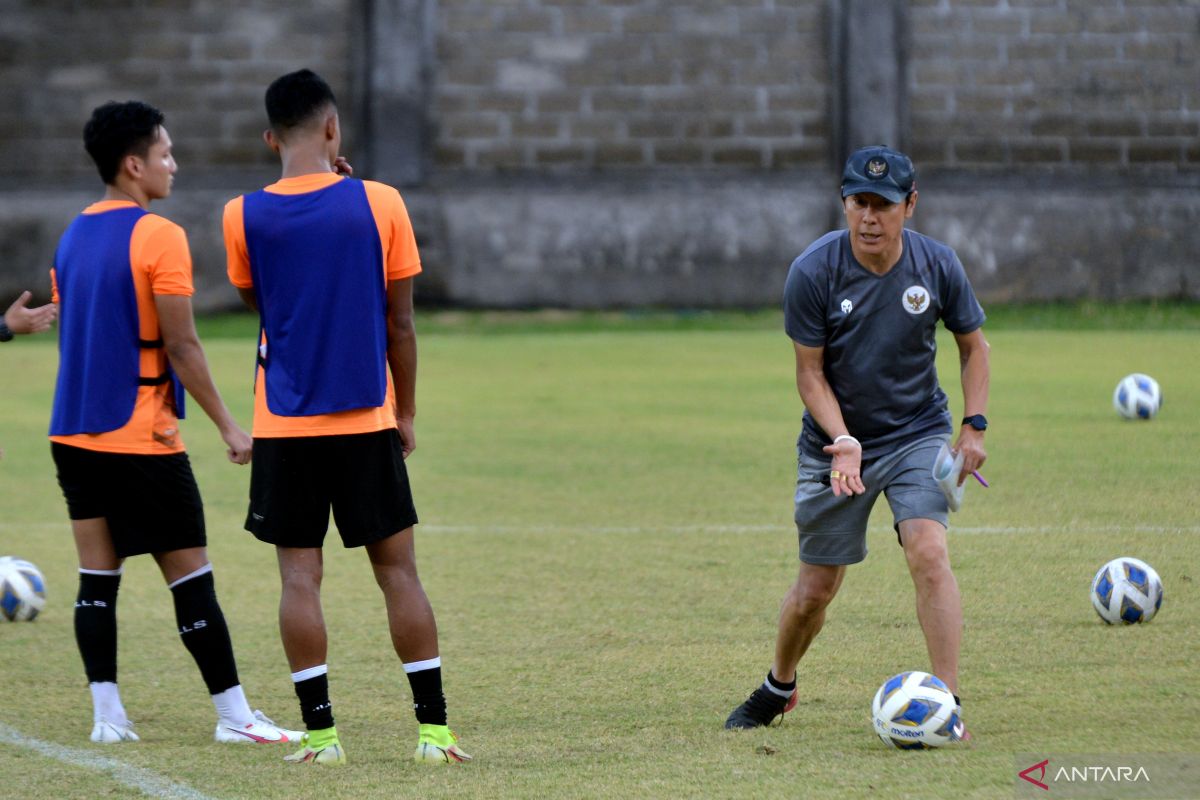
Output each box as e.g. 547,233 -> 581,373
1019,759 -> 1050,790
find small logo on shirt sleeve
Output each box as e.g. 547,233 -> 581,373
840,298 -> 854,314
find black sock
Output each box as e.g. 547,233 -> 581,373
294,674 -> 335,730
406,666 -> 447,725
765,670 -> 796,696
75,572 -> 121,683
170,570 -> 240,694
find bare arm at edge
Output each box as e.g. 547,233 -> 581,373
4,291 -> 56,334
237,287 -> 257,312
794,341 -> 865,496
951,327 -> 990,484
386,277 -> 417,458
155,294 -> 252,464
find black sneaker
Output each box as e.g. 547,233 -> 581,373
724,686 -> 793,730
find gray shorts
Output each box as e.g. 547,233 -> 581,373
793,435 -> 950,565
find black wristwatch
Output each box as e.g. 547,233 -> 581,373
962,414 -> 988,432
0,316 -> 13,343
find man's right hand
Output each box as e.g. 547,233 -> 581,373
221,425 -> 253,465
396,417 -> 416,459
822,437 -> 866,496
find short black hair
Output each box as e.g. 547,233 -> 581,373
83,101 -> 165,185
265,69 -> 337,134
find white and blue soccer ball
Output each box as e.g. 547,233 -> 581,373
1091,556 -> 1163,625
1113,373 -> 1162,420
871,671 -> 960,749
0,556 -> 47,622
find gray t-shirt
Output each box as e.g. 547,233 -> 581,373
783,228 -> 986,460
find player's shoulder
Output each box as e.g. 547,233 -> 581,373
136,211 -> 185,239
789,230 -> 845,276
360,178 -> 402,199
360,180 -> 411,223
904,229 -> 960,267
360,179 -> 407,206
223,193 -> 246,211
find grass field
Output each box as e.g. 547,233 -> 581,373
1,307 -> 1197,799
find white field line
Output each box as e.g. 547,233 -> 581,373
422,522 -> 1200,534
422,523 -> 1200,535
0,723 -> 219,800
4,522 -> 1199,536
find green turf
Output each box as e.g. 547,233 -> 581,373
191,300 -> 1200,340
1,316 -> 1197,799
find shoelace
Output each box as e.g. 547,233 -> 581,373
744,689 -> 789,726
252,710 -> 277,727
99,718 -> 136,729
423,731 -> 458,748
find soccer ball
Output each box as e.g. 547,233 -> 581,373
871,671 -> 961,749
0,556 -> 47,622
1113,373 -> 1162,420
1091,557 -> 1163,624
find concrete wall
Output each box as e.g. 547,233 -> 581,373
408,170 -> 1200,307
1,0 -> 1198,311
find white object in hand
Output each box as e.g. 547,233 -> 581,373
932,442 -> 964,512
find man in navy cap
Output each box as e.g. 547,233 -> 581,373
724,146 -> 990,740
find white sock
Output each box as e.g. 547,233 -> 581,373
89,681 -> 127,725
291,664 -> 328,683
402,656 -> 442,674
166,562 -> 212,590
212,684 -> 254,725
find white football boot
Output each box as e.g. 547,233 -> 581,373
214,709 -> 303,744
91,717 -> 139,743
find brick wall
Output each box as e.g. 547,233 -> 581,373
0,0 -> 353,181
432,0 -> 830,169
909,0 -> 1200,168
433,0 -> 1198,172
1,1 -> 1195,179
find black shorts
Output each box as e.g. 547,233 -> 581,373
246,428 -> 418,548
51,442 -> 207,558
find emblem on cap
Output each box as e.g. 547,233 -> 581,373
866,157 -> 889,179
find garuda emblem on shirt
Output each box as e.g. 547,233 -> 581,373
902,285 -> 930,315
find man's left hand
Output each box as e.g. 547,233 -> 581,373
953,428 -> 987,486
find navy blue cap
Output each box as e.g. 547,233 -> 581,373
840,145 -> 915,203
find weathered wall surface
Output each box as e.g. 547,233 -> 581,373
0,0 -> 355,180
3,175 -> 1194,313
432,0 -> 830,169
909,0 -> 1199,168
1,0 -> 1197,310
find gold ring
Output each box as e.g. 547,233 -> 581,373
830,470 -> 842,479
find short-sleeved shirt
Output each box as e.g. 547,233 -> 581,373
783,228 -> 985,460
223,172 -> 422,438
49,201 -> 193,455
